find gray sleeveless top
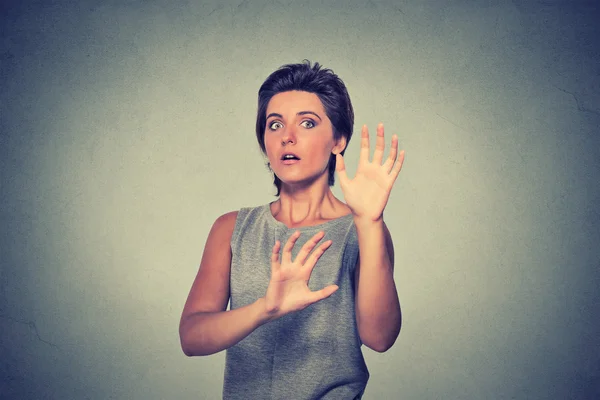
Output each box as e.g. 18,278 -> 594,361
223,203 -> 369,400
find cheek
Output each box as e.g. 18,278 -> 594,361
264,135 -> 275,155
319,137 -> 336,157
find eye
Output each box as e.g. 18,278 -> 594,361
268,121 -> 283,130
300,119 -> 315,129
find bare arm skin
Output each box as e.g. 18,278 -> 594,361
179,212 -> 336,356
180,211 -> 264,356
353,218 -> 401,353
335,123 -> 405,353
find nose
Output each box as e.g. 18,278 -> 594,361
281,126 -> 296,145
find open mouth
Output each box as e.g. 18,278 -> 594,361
281,153 -> 300,164
281,153 -> 301,161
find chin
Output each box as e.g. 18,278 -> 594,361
277,173 -> 327,188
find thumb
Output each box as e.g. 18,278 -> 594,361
309,284 -> 339,304
335,153 -> 350,188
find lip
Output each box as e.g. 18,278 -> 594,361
281,159 -> 300,165
280,152 -> 301,161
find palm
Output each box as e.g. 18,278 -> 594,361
266,268 -> 314,312
264,231 -> 338,320
336,123 -> 405,221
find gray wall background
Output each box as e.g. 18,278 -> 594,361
1,0 -> 599,399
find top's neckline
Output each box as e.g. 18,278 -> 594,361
264,202 -> 354,231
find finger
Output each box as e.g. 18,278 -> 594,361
282,230 -> 301,264
359,125 -> 370,164
335,153 -> 350,189
372,123 -> 386,165
271,240 -> 281,263
271,240 -> 281,277
294,230 -> 325,265
308,284 -> 339,304
303,239 -> 333,271
390,149 -> 405,181
383,134 -> 399,174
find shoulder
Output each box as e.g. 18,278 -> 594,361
215,210 -> 239,226
207,210 -> 239,242
213,204 -> 272,240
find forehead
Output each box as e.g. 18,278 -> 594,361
266,91 -> 325,114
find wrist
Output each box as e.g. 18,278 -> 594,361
353,215 -> 384,230
254,297 -> 279,326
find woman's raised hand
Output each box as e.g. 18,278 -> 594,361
263,230 -> 339,321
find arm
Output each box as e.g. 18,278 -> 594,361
334,122 -> 405,353
179,213 -> 336,356
354,217 -> 401,353
179,211 -> 273,356
180,300 -> 273,356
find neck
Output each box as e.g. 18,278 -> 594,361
271,181 -> 345,227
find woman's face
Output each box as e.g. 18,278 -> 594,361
264,90 -> 346,189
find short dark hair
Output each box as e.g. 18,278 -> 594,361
255,60 -> 354,196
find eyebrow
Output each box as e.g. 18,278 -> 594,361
266,111 -> 322,121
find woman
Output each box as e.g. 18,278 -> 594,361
179,60 -> 405,399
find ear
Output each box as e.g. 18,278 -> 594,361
332,135 -> 347,155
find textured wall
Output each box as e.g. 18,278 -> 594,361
1,0 -> 599,399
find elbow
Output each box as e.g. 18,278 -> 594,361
374,311 -> 403,352
371,345 -> 390,353
179,321 -> 192,356
366,337 -> 397,353
182,348 -> 205,357
361,321 -> 401,353
368,330 -> 400,353
179,330 -> 217,357
180,337 -> 195,357
179,332 -> 196,357
180,337 -> 208,357
180,334 -> 212,357
179,323 -> 205,357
